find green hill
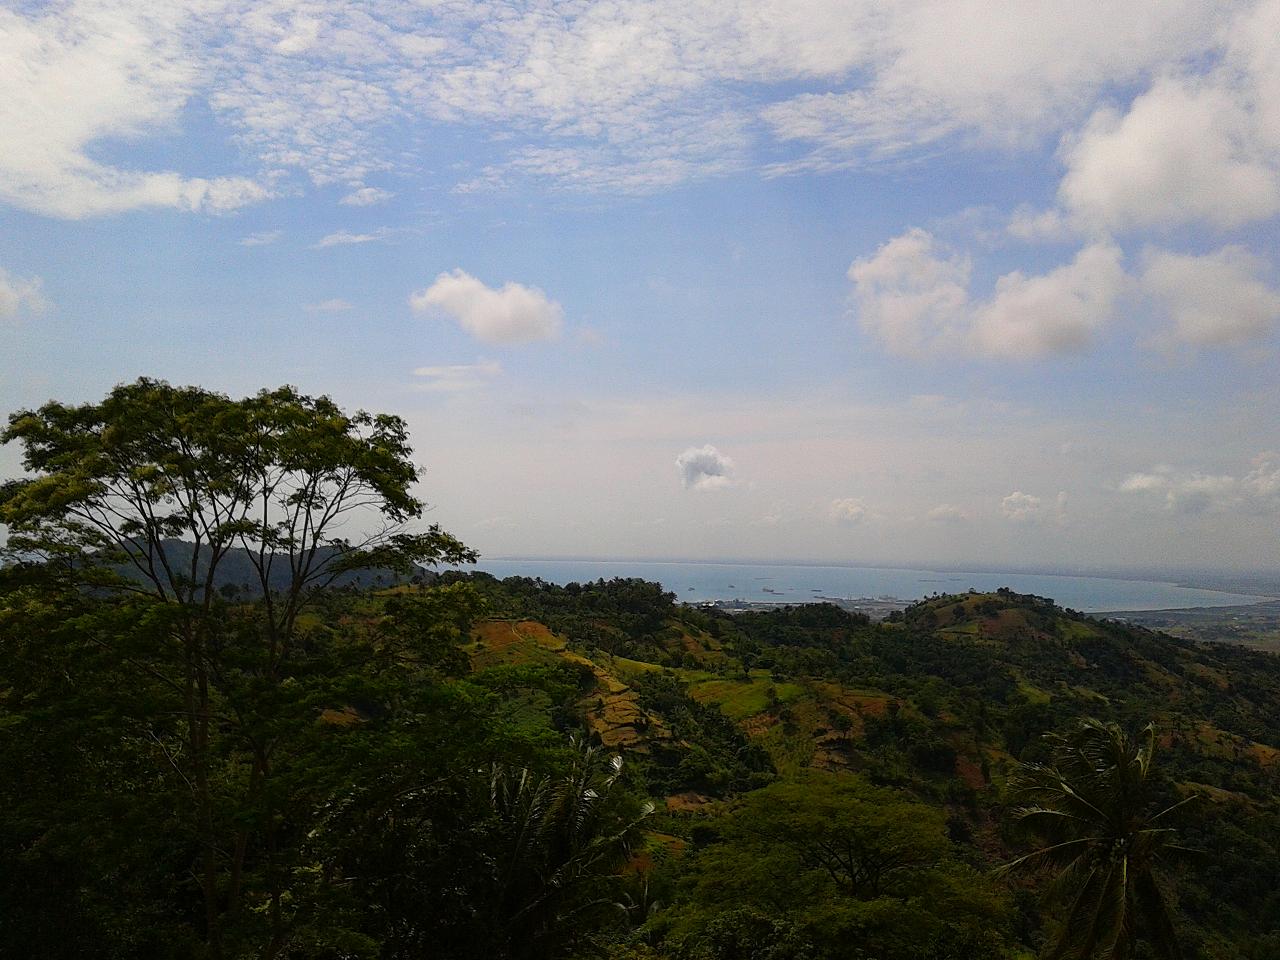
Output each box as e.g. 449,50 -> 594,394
6,566 -> 1278,958
448,573 -> 1280,958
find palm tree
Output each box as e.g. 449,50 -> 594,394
489,735 -> 655,959
998,719 -> 1199,960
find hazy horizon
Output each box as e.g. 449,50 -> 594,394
478,553 -> 1280,576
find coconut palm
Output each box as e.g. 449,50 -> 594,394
999,719 -> 1199,960
490,735 -> 655,960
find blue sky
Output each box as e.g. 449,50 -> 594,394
2,0 -> 1279,571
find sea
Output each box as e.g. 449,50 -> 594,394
459,559 -> 1268,614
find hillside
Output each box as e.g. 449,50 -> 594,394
108,538 -> 430,592
6,564 -> 1279,959
449,573 -> 1280,958
457,575 -> 1280,787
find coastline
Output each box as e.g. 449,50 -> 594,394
467,557 -> 1270,615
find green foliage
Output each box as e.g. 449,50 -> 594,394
0,379 -> 478,958
674,907 -> 817,959
1000,720 -> 1198,960
485,737 -> 655,959
450,572 -> 678,657
0,378 -> 475,595
313,734 -> 653,960
630,672 -> 774,796
658,771 -> 1020,960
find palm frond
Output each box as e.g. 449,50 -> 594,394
1002,718 -> 1188,960
1133,868 -> 1182,960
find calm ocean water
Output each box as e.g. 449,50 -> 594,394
461,559 -> 1265,613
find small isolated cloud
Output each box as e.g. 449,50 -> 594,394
1141,246 -> 1280,347
848,229 -> 1124,360
340,186 -> 393,207
305,298 -> 353,312
676,445 -> 735,491
410,269 -> 563,345
1120,455 -> 1280,515
926,504 -> 967,523
829,498 -> 868,524
1001,491 -> 1043,522
240,230 -> 282,247
411,359 -> 502,393
313,229 -> 389,248
0,268 -> 47,320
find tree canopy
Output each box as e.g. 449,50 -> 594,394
1,377 -> 474,601
0,379 -> 478,958
658,770 -> 1018,960
1001,719 -> 1198,960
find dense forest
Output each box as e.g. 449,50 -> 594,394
2,381 -> 1278,959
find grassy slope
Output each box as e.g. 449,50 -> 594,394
462,591 -> 1280,792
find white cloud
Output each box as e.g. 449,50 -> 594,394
762,1 -> 1223,174
411,360 -> 502,393
1140,246 -> 1280,346
240,230 -> 282,246
339,186 -> 393,207
410,270 -> 563,345
970,244 -> 1126,359
849,229 -> 1124,360
926,504 -> 967,523
0,269 -> 47,320
1006,206 -> 1073,242
1120,455 -> 1280,514
760,89 -> 963,177
313,229 -> 389,248
464,124 -> 750,195
1001,491 -> 1043,522
829,497 -> 869,524
1,0 -> 1255,213
676,445 -> 735,491
207,4 -> 408,188
1229,0 -> 1280,156
1060,77 -> 1280,231
0,1 -> 268,218
848,228 -> 971,357
305,298 -> 353,312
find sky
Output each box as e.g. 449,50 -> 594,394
1,0 -> 1279,572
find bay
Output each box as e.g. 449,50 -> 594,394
459,558 -> 1266,613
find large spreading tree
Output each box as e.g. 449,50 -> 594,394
0,378 -> 476,958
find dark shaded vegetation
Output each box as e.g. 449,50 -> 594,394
1000,720 -> 1197,960
3,381 -> 1279,959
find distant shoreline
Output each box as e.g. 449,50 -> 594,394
482,555 -> 1280,599
466,558 -> 1270,615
